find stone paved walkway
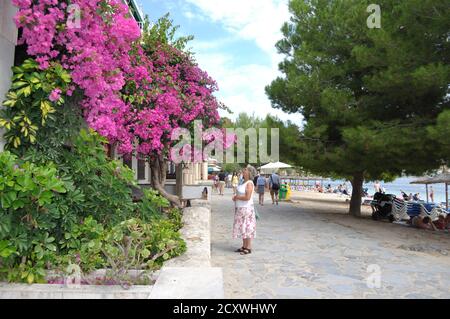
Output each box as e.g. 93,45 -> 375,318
210,190 -> 450,299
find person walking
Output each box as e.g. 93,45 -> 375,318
374,180 -> 381,194
232,165 -> 257,255
213,173 -> 219,193
232,173 -> 239,194
226,173 -> 232,188
269,172 -> 281,205
253,171 -> 259,187
256,173 -> 267,206
218,170 -> 226,195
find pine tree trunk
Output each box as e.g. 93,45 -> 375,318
349,172 -> 364,217
150,155 -> 181,208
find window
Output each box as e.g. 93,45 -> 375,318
123,156 -> 132,169
137,158 -> 147,181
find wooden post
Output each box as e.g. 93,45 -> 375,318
446,183 -> 448,210
426,184 -> 429,203
175,164 -> 183,199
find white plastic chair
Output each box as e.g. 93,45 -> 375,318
391,198 -> 410,221
419,204 -> 447,221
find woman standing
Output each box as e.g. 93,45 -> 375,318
213,174 -> 219,193
429,186 -> 434,203
232,165 -> 257,255
232,173 -> 239,194
256,173 -> 267,206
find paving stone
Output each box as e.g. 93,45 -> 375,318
210,190 -> 450,299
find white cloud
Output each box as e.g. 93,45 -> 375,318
183,0 -> 301,124
194,51 -> 296,123
186,0 -> 290,64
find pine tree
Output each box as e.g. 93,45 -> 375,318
266,0 -> 450,216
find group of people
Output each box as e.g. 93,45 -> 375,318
324,183 -> 350,196
212,171 -> 240,195
400,191 -> 421,202
212,170 -> 282,205
401,187 -> 435,203
408,214 -> 450,231
254,171 -> 281,206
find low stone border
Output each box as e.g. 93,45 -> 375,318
164,203 -> 211,268
0,283 -> 154,299
0,199 -> 223,299
152,199 -> 223,299
150,267 -> 223,299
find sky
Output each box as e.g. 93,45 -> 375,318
140,0 -> 300,124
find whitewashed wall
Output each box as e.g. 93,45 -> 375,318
0,0 -> 18,151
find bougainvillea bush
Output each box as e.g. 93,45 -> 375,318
7,0 -> 224,151
0,0 -> 231,283
1,0 -> 227,206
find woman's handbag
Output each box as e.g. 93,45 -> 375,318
254,206 -> 261,221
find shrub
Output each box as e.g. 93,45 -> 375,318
0,59 -> 72,149
0,151 -> 68,283
0,149 -> 186,284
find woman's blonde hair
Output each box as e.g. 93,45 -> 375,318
246,164 -> 257,181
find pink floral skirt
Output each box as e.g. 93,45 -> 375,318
233,206 -> 256,239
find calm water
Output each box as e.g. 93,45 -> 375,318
325,177 -> 448,204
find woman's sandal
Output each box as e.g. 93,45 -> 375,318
240,248 -> 252,255
235,247 -> 245,253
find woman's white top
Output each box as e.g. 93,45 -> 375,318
236,181 -> 254,209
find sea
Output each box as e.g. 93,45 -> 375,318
324,177 -> 448,205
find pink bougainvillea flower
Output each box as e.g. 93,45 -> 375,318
49,88 -> 62,102
13,0 -> 226,159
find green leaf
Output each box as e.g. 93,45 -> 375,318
0,240 -> 16,258
12,200 -> 25,210
1,191 -> 17,209
12,81 -> 27,90
60,72 -> 71,83
27,273 -> 34,284
2,99 -> 17,107
141,249 -> 151,259
37,191 -> 53,206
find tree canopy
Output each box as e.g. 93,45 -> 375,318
266,0 -> 450,215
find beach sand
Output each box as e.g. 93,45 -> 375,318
289,191 -> 373,217
288,190 -> 450,258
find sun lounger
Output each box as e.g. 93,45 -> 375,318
391,198 -> 410,221
418,203 -> 447,221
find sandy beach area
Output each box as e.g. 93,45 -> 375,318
287,190 -> 450,257
289,190 -> 373,217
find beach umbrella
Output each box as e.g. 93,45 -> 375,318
259,161 -> 292,169
259,162 -> 293,174
411,177 -> 433,203
426,172 -> 450,210
411,172 -> 450,209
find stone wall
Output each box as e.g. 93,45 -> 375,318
150,199 -> 224,299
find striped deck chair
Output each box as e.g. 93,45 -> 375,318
391,197 -> 410,221
419,204 -> 447,221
